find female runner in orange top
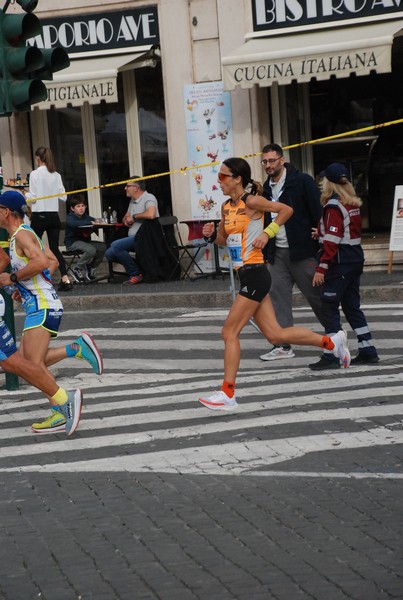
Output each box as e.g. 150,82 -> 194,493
198,157 -> 350,411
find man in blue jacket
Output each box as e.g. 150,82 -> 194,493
259,143 -> 327,364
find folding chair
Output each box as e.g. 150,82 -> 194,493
62,249 -> 83,270
62,249 -> 84,283
158,216 -> 208,280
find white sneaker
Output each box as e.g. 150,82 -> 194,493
260,346 -> 295,361
330,330 -> 351,368
198,390 -> 238,411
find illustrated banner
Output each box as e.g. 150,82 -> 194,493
183,82 -> 234,273
184,81 -> 233,220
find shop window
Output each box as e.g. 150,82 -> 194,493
309,73 -> 403,231
48,106 -> 85,223
284,81 -> 304,168
93,76 -> 129,222
135,64 -> 172,216
311,81 -> 375,139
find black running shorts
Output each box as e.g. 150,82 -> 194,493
238,264 -> 271,303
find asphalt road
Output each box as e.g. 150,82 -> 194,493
0,303 -> 402,600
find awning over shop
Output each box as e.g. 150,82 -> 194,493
38,45 -> 155,110
222,20 -> 402,90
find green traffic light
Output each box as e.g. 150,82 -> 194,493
6,45 -> 44,76
2,12 -> 41,43
34,47 -> 70,80
0,5 -> 69,115
10,78 -> 47,108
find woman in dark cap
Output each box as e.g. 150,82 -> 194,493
310,163 -> 379,369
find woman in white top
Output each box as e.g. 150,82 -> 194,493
25,147 -> 73,291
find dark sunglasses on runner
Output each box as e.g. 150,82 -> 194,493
217,172 -> 235,182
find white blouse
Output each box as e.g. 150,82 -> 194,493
25,165 -> 67,213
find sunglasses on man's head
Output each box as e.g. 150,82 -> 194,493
217,172 -> 235,182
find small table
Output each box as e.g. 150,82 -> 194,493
180,219 -> 225,279
89,222 -> 125,282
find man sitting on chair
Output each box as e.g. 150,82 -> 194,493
105,177 -> 159,285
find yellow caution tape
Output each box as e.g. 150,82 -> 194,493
22,116 -> 403,204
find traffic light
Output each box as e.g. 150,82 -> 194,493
32,47 -> 70,81
0,0 -> 69,116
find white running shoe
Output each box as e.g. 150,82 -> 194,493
198,390 -> 238,411
330,330 -> 351,368
260,346 -> 295,361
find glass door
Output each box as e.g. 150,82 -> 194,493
48,106 -> 86,222
93,76 -> 130,223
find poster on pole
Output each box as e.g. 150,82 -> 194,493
389,185 -> 403,251
183,81 -> 234,272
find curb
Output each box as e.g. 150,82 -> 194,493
58,290 -> 234,310
56,284 -> 402,310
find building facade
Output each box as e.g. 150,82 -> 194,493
0,0 -> 402,233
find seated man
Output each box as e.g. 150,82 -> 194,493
65,195 -> 106,282
105,177 -> 159,284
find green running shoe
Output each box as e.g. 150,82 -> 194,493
31,409 -> 66,434
74,331 -> 103,375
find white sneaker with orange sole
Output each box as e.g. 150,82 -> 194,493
198,390 -> 238,411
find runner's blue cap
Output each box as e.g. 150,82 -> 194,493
0,191 -> 27,215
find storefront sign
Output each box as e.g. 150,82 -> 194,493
41,80 -> 116,109
29,6 -> 159,55
253,0 -> 403,31
225,44 -> 390,88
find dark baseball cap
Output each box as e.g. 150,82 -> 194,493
0,191 -> 27,215
323,163 -> 349,184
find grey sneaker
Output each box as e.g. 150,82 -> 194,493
330,330 -> 351,368
69,266 -> 85,283
58,389 -> 83,436
86,266 -> 97,281
260,346 -> 295,361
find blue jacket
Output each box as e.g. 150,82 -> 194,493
263,163 -> 322,263
65,212 -> 94,248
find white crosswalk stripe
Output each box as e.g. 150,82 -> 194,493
1,304 -> 402,478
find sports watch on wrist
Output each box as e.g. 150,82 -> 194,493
10,273 -> 18,283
